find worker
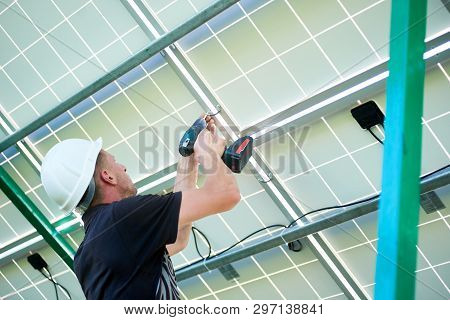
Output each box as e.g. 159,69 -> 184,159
40,114 -> 241,299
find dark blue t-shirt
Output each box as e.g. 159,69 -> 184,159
74,192 -> 182,299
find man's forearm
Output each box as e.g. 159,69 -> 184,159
174,156 -> 197,229
174,155 -> 198,192
167,156 -> 197,256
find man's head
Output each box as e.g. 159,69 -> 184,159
41,138 -> 137,215
90,150 -> 137,206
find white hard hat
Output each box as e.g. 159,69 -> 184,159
41,138 -> 103,215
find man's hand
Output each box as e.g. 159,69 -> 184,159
203,113 -> 216,132
194,115 -> 226,166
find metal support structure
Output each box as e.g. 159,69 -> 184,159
0,107 -> 43,173
0,0 -> 446,298
123,0 -> 369,299
176,168 -> 449,281
250,151 -> 368,299
0,216 -> 79,267
244,31 -> 449,146
375,0 -> 428,300
0,167 -> 76,270
0,0 -> 240,153
3,38 -> 447,269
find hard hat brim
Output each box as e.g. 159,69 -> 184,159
64,137 -> 103,215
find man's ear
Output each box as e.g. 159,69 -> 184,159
100,170 -> 117,185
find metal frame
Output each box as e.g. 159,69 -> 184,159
0,0 -> 240,153
2,34 -> 447,274
245,31 -> 449,146
0,166 -> 76,270
123,0 -> 373,299
0,215 -> 79,267
0,0 -> 447,300
0,0 -> 239,276
375,0 -> 428,300
0,105 -> 78,269
176,168 -> 450,281
441,0 -> 450,13
0,107 -> 42,173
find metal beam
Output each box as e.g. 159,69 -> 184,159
0,167 -> 76,269
123,0 -> 370,299
176,167 -> 450,281
0,0 -> 240,153
244,31 -> 449,146
375,0 -> 428,300
0,216 -> 79,267
250,151 -> 368,299
5,39 -> 447,272
0,106 -> 42,173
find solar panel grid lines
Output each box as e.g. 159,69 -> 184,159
123,9 -> 326,300
0,0 -> 151,124
0,0 -> 449,300
126,2 -> 356,296
0,4 -> 93,154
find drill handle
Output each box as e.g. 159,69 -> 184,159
179,118 -> 207,157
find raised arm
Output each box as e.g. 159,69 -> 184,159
178,123 -> 240,226
166,155 -> 197,256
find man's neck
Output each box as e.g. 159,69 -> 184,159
91,191 -> 124,207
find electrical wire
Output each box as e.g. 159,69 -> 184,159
39,267 -> 72,300
192,226 -> 212,259
40,269 -> 58,300
368,127 -> 384,145
180,164 -> 450,272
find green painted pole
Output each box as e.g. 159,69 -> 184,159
0,166 -> 75,270
374,0 -> 427,299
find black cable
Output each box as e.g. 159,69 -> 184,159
56,283 -> 72,300
180,164 -> 450,272
40,269 -> 58,300
421,164 -> 449,180
212,224 -> 286,259
40,267 -> 72,300
368,127 -> 384,145
286,195 -> 380,228
192,226 -> 212,259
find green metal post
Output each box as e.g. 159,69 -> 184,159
0,167 -> 75,270
374,0 -> 427,299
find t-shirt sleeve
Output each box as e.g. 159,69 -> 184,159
112,192 -> 182,258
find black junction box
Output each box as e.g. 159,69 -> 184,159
351,100 -> 385,129
27,253 -> 48,270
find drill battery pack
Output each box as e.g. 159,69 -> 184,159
221,136 -> 253,173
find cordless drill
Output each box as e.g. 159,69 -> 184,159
179,117 -> 253,173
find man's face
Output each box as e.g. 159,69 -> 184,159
102,150 -> 137,197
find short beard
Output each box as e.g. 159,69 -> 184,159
121,185 -> 137,199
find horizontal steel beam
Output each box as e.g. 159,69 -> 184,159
175,167 -> 450,281
0,0 -> 240,153
245,31 -> 450,146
